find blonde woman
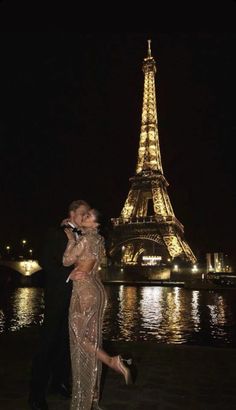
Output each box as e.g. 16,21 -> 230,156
63,209 -> 132,410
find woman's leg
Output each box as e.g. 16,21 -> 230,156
96,348 -> 113,368
96,348 -> 132,385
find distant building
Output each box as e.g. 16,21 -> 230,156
206,252 -> 232,273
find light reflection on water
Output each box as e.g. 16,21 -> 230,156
102,286 -> 236,345
0,287 -> 44,333
0,285 -> 236,346
191,290 -> 200,331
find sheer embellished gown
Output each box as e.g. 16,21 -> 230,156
63,228 -> 107,410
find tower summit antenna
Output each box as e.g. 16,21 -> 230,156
147,39 -> 152,57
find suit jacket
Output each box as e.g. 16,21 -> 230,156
39,226 -> 73,316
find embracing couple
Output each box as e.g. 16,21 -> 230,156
28,200 -> 132,410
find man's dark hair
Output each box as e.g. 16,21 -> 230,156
68,200 -> 90,213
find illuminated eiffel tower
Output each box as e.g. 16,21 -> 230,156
109,40 -> 196,266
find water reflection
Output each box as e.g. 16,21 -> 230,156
136,287 -> 198,343
103,286 -> 236,346
11,288 -> 44,331
118,286 -> 139,340
191,290 -> 200,331
0,287 -> 44,332
166,287 -> 185,343
207,294 -> 230,342
0,310 -> 5,333
140,286 -> 164,340
0,285 -> 236,346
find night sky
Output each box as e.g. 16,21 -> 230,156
0,31 -> 236,263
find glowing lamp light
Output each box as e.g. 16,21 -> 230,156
192,264 -> 198,273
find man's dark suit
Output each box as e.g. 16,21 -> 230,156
29,226 -> 73,401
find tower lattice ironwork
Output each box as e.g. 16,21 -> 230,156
109,41 -> 196,266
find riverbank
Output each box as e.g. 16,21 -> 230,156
0,327 -> 236,409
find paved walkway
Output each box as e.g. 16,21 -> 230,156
1,327 -> 236,409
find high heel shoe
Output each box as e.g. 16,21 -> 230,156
113,355 -> 133,385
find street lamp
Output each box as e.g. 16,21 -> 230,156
21,239 -> 27,258
29,249 -> 33,258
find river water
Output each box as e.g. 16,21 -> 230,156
1,285 -> 236,346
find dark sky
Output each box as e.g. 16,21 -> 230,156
0,31 -> 236,262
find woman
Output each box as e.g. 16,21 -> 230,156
63,209 -> 132,410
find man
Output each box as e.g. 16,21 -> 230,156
28,200 -> 90,410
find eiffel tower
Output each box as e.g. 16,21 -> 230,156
109,40 -> 196,266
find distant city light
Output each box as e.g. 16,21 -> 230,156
206,252 -> 232,273
142,255 -> 162,266
142,256 -> 162,261
192,264 -> 198,273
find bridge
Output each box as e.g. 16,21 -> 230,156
0,260 -> 42,276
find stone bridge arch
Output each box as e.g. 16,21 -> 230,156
0,260 -> 42,276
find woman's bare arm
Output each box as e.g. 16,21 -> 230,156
62,237 -> 86,267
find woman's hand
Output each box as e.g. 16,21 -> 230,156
60,217 -> 70,226
64,228 -> 75,241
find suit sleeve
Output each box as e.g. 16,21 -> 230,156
39,228 -> 69,272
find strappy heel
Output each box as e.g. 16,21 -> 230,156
113,355 -> 133,385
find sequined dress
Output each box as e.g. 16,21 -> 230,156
63,228 -> 107,410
